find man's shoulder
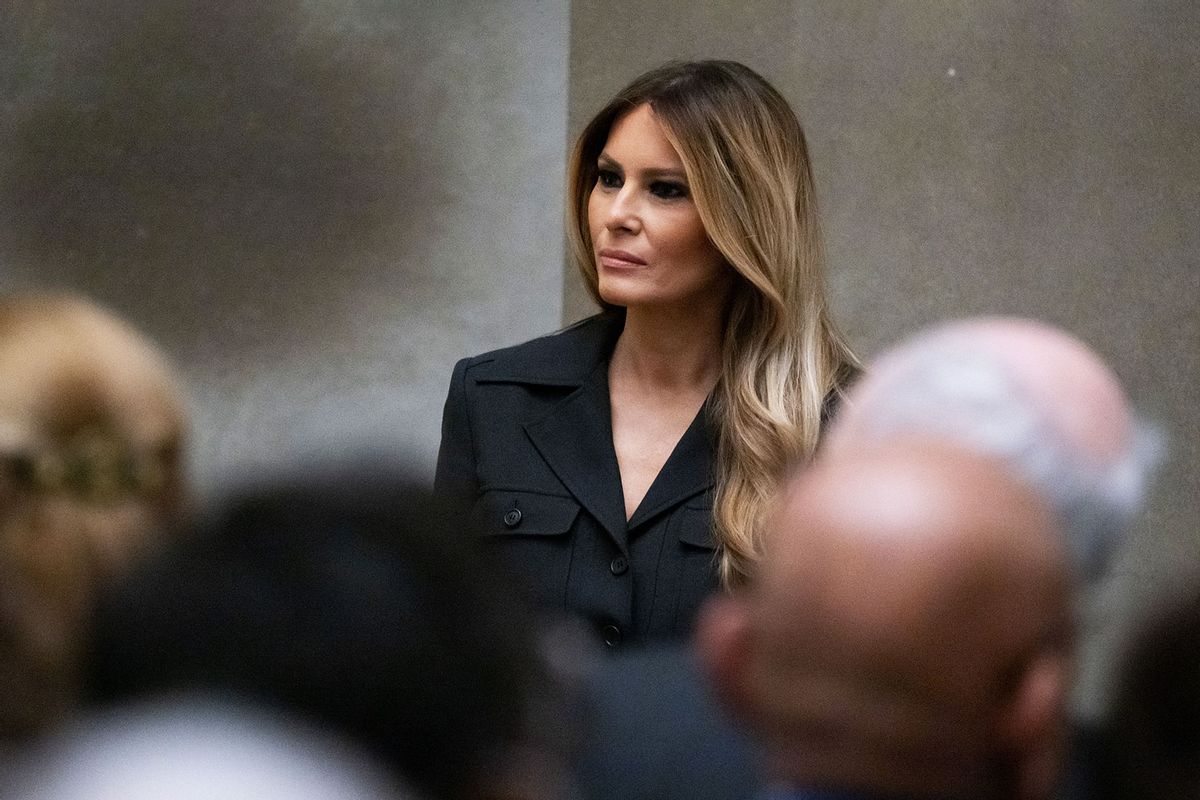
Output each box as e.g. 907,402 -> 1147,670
576,643 -> 761,800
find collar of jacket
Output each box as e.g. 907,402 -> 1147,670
470,309 -> 626,387
473,308 -> 716,545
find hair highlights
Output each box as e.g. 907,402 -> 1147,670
567,61 -> 858,584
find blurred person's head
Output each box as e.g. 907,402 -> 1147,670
86,458 -> 574,800
698,443 -> 1074,799
0,293 -> 187,738
824,317 -> 1160,583
0,694 -> 415,800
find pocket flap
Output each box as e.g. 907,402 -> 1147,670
677,506 -> 716,549
478,491 -> 580,537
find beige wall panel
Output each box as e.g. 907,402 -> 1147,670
0,0 -> 569,492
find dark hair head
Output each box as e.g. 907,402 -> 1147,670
85,459 -> 550,800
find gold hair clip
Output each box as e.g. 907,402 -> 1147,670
2,431 -> 169,504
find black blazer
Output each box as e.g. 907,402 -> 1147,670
435,311 -> 719,648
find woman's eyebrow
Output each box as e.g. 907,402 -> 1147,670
640,167 -> 688,181
597,153 -> 686,181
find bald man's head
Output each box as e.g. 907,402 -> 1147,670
824,317 -> 1160,582
698,443 -> 1075,798
763,444 -> 1069,709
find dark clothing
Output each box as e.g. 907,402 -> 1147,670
576,644 -> 761,800
1058,720 -> 1113,800
758,790 -> 955,800
435,311 -> 719,647
757,790 -> 879,800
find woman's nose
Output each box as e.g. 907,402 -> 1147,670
604,186 -> 641,233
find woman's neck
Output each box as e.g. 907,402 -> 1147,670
612,302 -> 725,392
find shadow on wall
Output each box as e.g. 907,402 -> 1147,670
0,0 -> 419,352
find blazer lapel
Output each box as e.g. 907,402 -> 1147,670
524,360 -> 629,552
626,400 -> 715,531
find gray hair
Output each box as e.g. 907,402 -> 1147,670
849,340 -> 1163,584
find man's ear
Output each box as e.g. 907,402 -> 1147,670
995,649 -> 1072,800
693,594 -> 756,719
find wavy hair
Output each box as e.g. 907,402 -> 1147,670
566,60 -> 858,584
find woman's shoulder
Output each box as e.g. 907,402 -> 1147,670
456,310 -> 625,383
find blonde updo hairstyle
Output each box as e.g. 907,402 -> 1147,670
0,293 -> 188,737
566,60 -> 858,585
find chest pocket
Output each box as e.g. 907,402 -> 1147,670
670,503 -> 720,633
677,505 -> 717,549
475,490 -> 581,607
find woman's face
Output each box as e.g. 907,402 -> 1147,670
587,104 -> 730,312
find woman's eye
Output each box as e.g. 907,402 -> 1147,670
650,181 -> 688,200
596,169 -> 622,189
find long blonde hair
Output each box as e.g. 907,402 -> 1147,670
566,61 -> 858,585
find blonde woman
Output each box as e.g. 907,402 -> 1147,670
0,294 -> 188,737
436,60 -> 856,648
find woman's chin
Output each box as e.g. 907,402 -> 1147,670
596,280 -> 644,308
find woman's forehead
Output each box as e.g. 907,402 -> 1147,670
601,104 -> 685,171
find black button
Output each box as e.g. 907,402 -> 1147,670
600,624 -> 622,647
502,508 -> 522,527
609,555 -> 629,575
